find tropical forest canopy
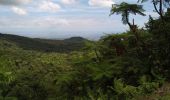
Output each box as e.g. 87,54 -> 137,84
1,0 -> 170,100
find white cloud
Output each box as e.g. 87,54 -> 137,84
0,16 -> 69,28
39,0 -> 61,12
0,16 -> 115,30
35,17 -> 70,27
0,0 -> 32,6
88,0 -> 115,7
61,0 -> 77,5
11,6 -> 27,15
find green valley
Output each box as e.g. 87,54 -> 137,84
1,1 -> 170,100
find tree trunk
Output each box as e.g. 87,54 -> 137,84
153,0 -> 160,14
159,0 -> 164,20
125,11 -> 132,30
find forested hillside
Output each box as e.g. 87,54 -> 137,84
1,1 -> 170,100
0,33 -> 88,52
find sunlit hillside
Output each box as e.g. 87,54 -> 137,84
1,0 -> 170,100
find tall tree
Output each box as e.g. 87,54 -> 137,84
110,2 -> 146,32
138,0 -> 170,20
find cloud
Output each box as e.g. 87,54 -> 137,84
0,0 -> 150,38
88,0 -> 115,8
39,0 -> 61,12
0,0 -> 31,15
0,0 -> 32,6
0,16 -> 69,29
0,15 -> 117,31
11,6 -> 27,15
34,17 -> 70,27
61,0 -> 77,5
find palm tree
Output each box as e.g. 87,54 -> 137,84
110,2 -> 146,32
110,2 -> 146,44
138,0 -> 170,20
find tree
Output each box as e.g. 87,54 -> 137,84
110,2 -> 146,32
138,0 -> 170,20
110,2 -> 146,42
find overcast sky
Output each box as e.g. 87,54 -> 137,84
0,0 -> 158,39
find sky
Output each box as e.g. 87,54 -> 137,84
0,0 -> 158,39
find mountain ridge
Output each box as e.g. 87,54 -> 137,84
0,33 -> 89,52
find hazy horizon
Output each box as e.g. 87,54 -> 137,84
2,30 -> 125,40
0,0 -> 158,39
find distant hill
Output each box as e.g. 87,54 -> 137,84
0,33 -> 89,52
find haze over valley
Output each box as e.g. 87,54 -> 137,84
0,0 -> 170,100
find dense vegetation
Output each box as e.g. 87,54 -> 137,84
1,1 -> 170,100
0,33 -> 88,52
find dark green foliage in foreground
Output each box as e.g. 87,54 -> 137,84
51,8 -> 170,99
1,2 -> 170,100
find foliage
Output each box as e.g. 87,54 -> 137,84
0,34 -> 88,53
110,2 -> 145,31
1,1 -> 170,100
